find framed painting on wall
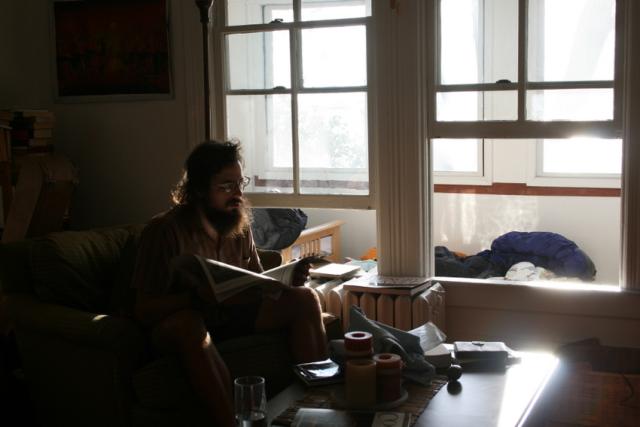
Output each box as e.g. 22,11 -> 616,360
51,0 -> 172,102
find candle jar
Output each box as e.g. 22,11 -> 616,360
373,353 -> 403,402
344,331 -> 373,360
345,358 -> 377,408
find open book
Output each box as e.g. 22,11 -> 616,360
180,254 -> 326,302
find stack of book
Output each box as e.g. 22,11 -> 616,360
7,109 -> 55,149
342,275 -> 430,296
0,111 -> 11,162
0,110 -> 11,128
309,263 -> 362,280
453,341 -> 520,369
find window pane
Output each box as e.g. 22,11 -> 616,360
433,139 -> 481,173
440,0 -> 518,85
528,0 -> 615,82
302,26 -> 367,88
298,92 -> 369,195
226,95 -> 293,194
527,89 -> 613,121
226,1 -> 293,26
227,31 -> 290,90
437,91 -> 517,121
542,138 -> 622,175
301,0 -> 371,21
432,191 -> 621,284
432,137 -> 621,285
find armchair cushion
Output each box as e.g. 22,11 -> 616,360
29,226 -> 136,312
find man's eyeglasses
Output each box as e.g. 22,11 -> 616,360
216,176 -> 251,193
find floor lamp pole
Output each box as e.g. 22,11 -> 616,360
195,0 -> 215,140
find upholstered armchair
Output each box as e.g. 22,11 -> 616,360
0,225 -> 297,427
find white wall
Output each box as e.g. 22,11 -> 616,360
304,208 -> 376,260
433,193 -> 621,284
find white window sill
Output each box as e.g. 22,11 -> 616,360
432,276 -> 640,320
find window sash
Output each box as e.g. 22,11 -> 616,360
432,0 -> 624,128
214,2 -> 372,201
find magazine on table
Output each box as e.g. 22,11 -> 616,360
187,254 -> 327,302
288,408 -> 411,427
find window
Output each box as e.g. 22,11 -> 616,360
433,0 -> 623,189
430,0 -> 624,285
216,0 -> 372,205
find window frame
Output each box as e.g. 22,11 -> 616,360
426,0 -> 630,288
430,0 -> 625,139
433,0 -> 622,187
212,0 -> 375,209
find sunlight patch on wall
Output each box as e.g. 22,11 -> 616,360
433,194 -> 539,254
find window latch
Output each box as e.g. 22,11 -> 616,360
270,18 -> 284,24
496,79 -> 512,84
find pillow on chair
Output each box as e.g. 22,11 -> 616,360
30,228 -> 132,312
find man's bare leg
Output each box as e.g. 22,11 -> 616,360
255,287 -> 328,363
151,309 -> 235,427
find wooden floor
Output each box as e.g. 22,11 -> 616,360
530,363 -> 640,427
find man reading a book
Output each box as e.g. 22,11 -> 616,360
131,140 -> 328,427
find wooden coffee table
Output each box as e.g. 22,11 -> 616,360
267,352 -> 558,427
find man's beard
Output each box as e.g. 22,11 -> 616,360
202,198 -> 252,238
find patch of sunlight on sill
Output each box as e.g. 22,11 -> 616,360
432,276 -> 622,293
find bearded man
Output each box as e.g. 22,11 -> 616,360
132,140 -> 327,427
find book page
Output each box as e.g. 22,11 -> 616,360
195,256 -> 286,302
262,260 -> 298,285
263,255 -> 328,286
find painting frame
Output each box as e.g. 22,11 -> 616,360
50,0 -> 174,103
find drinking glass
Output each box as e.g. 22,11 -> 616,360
234,376 -> 267,427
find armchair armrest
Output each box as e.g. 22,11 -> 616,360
7,294 -> 145,354
7,295 -> 148,427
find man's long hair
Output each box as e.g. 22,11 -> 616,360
171,140 -> 243,206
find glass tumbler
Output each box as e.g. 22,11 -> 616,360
234,376 -> 267,427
